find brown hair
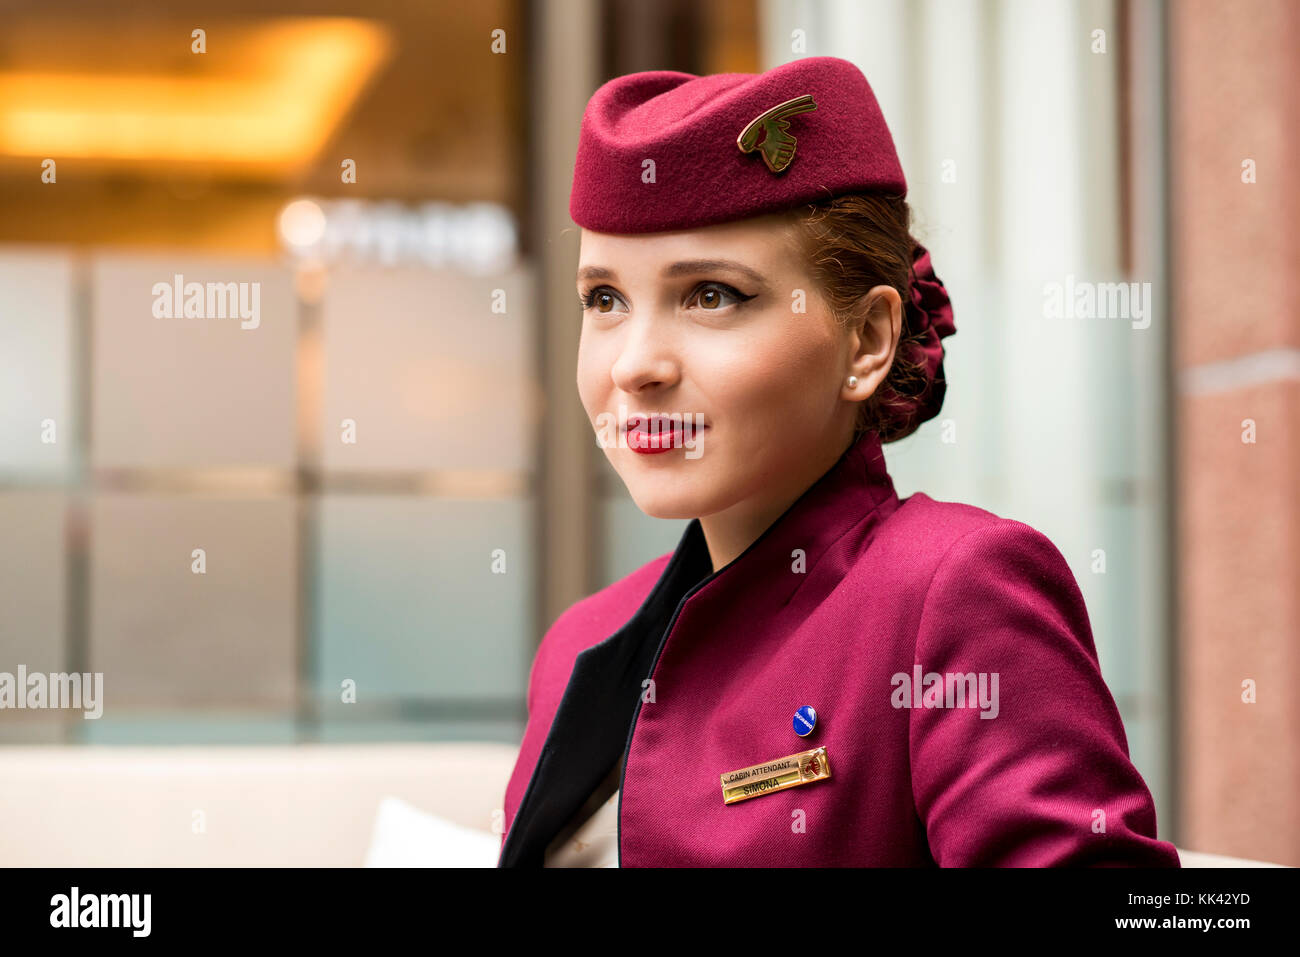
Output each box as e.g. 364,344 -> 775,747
783,192 -> 931,443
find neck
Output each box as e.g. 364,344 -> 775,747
698,431 -> 858,574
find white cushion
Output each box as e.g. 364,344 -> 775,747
364,796 -> 500,867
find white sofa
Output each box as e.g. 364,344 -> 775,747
0,743 -> 1283,867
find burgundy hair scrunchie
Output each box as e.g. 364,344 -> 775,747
901,242 -> 957,428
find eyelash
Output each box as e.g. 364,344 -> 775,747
578,282 -> 755,314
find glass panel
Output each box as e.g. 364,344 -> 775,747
88,493 -> 297,709
0,488 -> 70,743
89,254 -> 297,468
312,494 -> 532,707
0,249 -> 76,478
0,490 -> 67,671
318,265 -> 536,471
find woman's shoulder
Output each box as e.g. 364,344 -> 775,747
867,492 -> 1081,596
882,490 -> 1017,545
875,492 -> 1091,641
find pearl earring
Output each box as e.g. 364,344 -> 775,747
846,375 -> 859,389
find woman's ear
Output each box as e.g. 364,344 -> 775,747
843,285 -> 902,398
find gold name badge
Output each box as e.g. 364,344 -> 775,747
720,747 -> 831,805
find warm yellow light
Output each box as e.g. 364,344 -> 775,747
278,199 -> 327,248
0,18 -> 392,170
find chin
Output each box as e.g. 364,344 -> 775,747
627,472 -> 745,521
622,480 -> 717,521
625,490 -> 696,520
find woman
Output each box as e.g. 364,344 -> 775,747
498,56 -> 1179,867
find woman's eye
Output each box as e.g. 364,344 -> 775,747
579,282 -> 753,314
579,287 -> 625,314
689,282 -> 750,310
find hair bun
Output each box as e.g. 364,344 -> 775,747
902,242 -> 956,429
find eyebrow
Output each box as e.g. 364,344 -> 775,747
576,259 -> 769,287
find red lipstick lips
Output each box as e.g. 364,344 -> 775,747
624,413 -> 706,455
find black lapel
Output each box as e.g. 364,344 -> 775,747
498,520 -> 712,867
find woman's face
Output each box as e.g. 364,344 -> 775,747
575,212 -> 890,523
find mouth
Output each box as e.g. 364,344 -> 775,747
621,413 -> 709,454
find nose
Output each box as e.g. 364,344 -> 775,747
608,314 -> 680,395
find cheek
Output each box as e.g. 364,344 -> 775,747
701,313 -> 840,415
575,328 -> 603,411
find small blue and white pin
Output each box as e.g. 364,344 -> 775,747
793,705 -> 817,737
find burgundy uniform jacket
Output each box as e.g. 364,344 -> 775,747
498,429 -> 1179,867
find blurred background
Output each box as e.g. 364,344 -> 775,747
0,0 -> 1295,866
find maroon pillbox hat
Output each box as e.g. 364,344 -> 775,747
570,56 -> 906,233
568,56 -> 957,431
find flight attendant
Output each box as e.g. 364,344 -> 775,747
499,56 -> 1180,867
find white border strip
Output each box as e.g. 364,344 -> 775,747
1179,348 -> 1300,396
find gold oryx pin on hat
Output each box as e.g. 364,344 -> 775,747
736,94 -> 818,174
720,746 -> 831,804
